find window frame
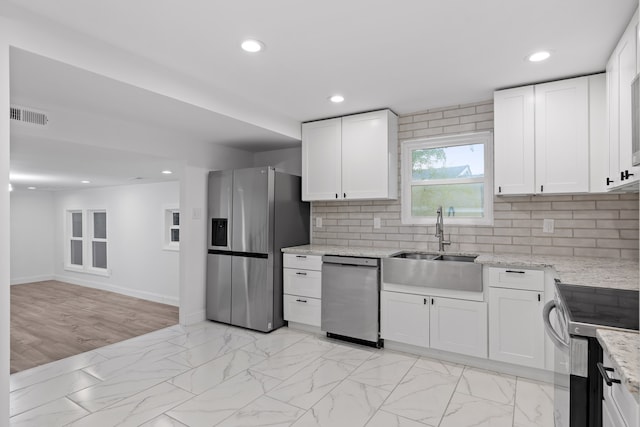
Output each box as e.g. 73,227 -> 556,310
163,206 -> 180,251
64,209 -> 110,276
401,131 -> 494,226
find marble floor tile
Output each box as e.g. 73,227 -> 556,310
439,392 -> 514,427
414,356 -> 464,377
348,351 -> 417,391
456,367 -> 517,406
292,379 -> 390,427
10,370 -> 101,417
381,365 -> 461,425
513,378 -> 554,427
251,338 -> 335,380
83,340 -> 186,380
365,410 -> 430,427
168,332 -> 254,368
69,382 -> 193,427
169,348 -> 266,394
267,357 -> 356,409
9,397 -> 88,427
241,330 -> 309,359
167,323 -> 239,349
216,395 -> 306,427
168,369 -> 281,427
139,414 -> 189,426
10,350 -> 107,392
95,327 -> 184,359
68,358 -> 189,412
321,343 -> 373,367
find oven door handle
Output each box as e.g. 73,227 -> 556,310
543,300 -> 569,350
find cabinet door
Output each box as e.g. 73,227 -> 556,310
380,291 -> 429,347
535,77 -> 590,194
341,110 -> 397,200
430,297 -> 487,358
488,288 -> 545,368
616,17 -> 639,183
301,118 -> 342,201
607,54 -> 621,188
493,86 -> 535,195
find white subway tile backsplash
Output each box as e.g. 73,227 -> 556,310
310,100 -> 639,260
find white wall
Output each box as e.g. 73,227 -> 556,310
10,190 -> 55,284
54,181 -> 181,305
254,146 -> 302,176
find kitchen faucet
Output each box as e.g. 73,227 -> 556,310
435,206 -> 451,252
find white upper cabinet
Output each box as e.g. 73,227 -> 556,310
494,75 -> 605,195
301,109 -> 398,201
535,77 -> 590,194
301,118 -> 342,201
605,9 -> 639,190
494,86 -> 535,195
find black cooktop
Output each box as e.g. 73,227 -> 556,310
556,283 -> 639,333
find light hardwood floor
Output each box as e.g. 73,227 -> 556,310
10,280 -> 178,373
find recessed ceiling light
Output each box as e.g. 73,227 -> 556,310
241,39 -> 264,53
27,186 -> 36,190
329,95 -> 345,103
162,170 -> 173,175
528,51 -> 551,62
81,180 -> 90,184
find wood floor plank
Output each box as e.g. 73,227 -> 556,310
10,280 -> 179,373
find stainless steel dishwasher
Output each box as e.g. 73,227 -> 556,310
321,255 -> 381,347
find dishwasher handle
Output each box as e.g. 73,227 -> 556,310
322,255 -> 379,268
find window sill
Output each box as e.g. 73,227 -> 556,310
64,265 -> 111,277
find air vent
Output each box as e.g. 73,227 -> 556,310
10,106 -> 49,127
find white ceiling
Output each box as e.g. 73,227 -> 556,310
5,0 -> 639,191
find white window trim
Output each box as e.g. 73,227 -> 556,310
64,209 -> 110,277
401,131 -> 494,226
163,205 -> 180,251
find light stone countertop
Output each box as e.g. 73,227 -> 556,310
283,245 -> 639,290
597,329 -> 640,401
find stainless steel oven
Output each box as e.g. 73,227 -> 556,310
543,283 -> 639,427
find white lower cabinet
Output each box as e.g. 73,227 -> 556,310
283,254 -> 322,327
602,352 -> 639,427
488,287 -> 545,368
430,297 -> 488,358
380,291 -> 429,347
381,291 -> 487,358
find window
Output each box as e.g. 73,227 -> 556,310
163,207 -> 180,251
65,209 -> 109,275
401,132 -> 493,225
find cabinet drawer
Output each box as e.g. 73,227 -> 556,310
488,267 -> 544,291
283,253 -> 322,271
283,268 -> 321,298
283,294 -> 321,327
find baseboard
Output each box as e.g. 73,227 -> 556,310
53,274 -> 179,307
384,340 -> 554,383
181,309 -> 206,326
10,274 -> 55,285
286,321 -> 323,335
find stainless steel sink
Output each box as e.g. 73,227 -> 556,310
383,252 -> 482,292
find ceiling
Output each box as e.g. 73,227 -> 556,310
4,0 -> 638,191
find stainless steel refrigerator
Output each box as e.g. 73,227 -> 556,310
206,167 -> 310,332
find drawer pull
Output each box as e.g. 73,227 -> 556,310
295,255 -> 307,259
295,272 -> 307,276
505,270 -> 525,274
295,299 -> 307,303
597,363 -> 621,387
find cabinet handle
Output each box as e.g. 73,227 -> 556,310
498,186 -> 502,193
295,299 -> 307,303
296,272 -> 307,276
597,363 -> 621,387
622,170 -> 635,180
505,270 -> 525,274
335,193 -> 338,199
540,185 -> 544,192
538,294 -> 541,302
343,193 -> 346,199
606,177 -> 614,186
621,171 -> 625,181
423,298 -> 427,305
295,255 -> 307,259
431,298 -> 434,305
